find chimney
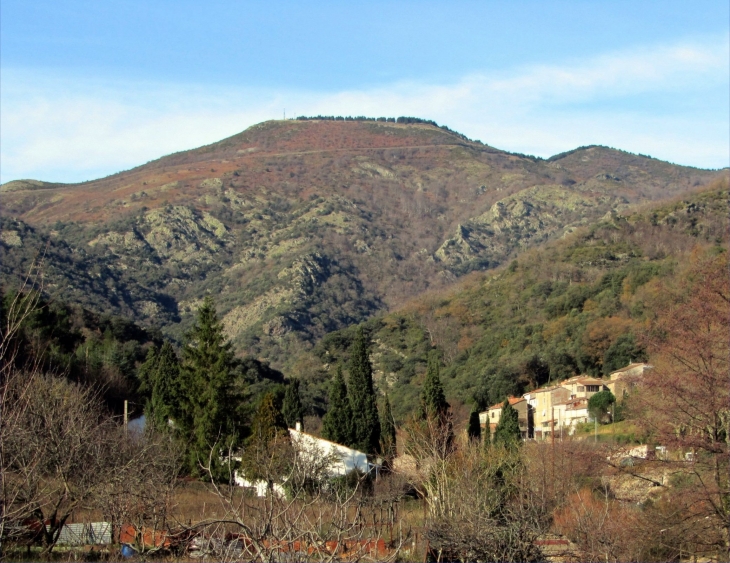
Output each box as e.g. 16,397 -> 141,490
295,422 -> 302,432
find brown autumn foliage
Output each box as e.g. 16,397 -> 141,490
631,249 -> 730,555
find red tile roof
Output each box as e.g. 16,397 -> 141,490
488,396 -> 525,410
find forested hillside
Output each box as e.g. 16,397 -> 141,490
299,180 -> 728,421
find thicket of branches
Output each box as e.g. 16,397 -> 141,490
0,269 -> 181,558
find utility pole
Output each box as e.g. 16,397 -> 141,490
124,400 -> 129,436
551,407 -> 555,478
551,407 -> 555,446
612,403 -> 615,439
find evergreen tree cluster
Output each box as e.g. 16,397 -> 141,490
295,115 -> 437,125
137,297 -> 314,479
282,379 -> 305,429
139,296 -> 241,477
493,400 -> 521,448
321,328 -> 385,455
293,115 -> 473,141
420,351 -> 449,419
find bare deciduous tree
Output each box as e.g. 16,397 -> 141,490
2,374 -> 115,556
401,415 -> 548,562
632,251 -> 730,556
95,428 -> 182,556
187,435 -> 407,562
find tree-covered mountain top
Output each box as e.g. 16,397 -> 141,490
300,181 -> 728,422
1,119 -> 723,225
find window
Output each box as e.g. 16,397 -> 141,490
577,386 -> 585,392
586,385 -> 599,392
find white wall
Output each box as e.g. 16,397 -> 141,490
289,427 -> 370,476
233,428 -> 373,497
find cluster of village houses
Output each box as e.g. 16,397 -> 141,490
480,363 -> 651,440
237,363 -> 651,496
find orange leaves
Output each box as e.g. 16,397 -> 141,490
553,488 -> 643,562
637,251 -> 729,452
581,316 -> 635,366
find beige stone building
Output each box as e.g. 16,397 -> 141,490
553,397 -> 590,435
479,396 -> 529,439
560,375 -> 609,399
522,386 -> 569,440
606,363 -> 652,401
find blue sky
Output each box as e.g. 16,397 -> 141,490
1,1 -> 728,183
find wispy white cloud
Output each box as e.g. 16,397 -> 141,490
1,36 -> 728,183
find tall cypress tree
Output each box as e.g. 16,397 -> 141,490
380,392 -> 397,459
322,366 -> 353,446
484,414 -> 492,449
420,351 -> 448,419
493,399 -> 521,447
282,379 -> 305,429
181,296 -> 237,475
347,328 -> 381,454
467,409 -> 482,443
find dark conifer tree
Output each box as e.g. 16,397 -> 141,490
420,351 -> 448,419
282,379 -> 305,429
147,342 -> 181,432
322,366 -> 353,446
493,399 -> 521,447
242,393 -> 289,483
380,392 -> 397,459
249,393 -> 288,443
137,346 -> 159,397
180,296 -> 237,475
467,409 -> 482,443
347,328 -> 381,454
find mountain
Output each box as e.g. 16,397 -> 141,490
1,119 -> 725,372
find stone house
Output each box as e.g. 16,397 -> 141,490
522,386 -> 569,440
480,396 -> 529,439
606,363 -> 652,401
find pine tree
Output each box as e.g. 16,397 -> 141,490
282,379 -> 305,429
242,393 -> 289,483
493,399 -> 521,447
380,392 -> 397,459
467,409 -> 482,443
137,346 -> 159,397
322,366 -> 353,446
420,351 -> 448,419
180,296 -> 237,475
147,342 -> 182,432
347,328 -> 381,454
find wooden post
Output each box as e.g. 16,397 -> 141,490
551,407 -> 555,446
612,403 -> 615,439
124,400 -> 128,435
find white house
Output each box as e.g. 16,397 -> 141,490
234,423 -> 376,497
289,423 -> 374,476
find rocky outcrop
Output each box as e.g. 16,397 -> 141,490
435,185 -> 621,272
